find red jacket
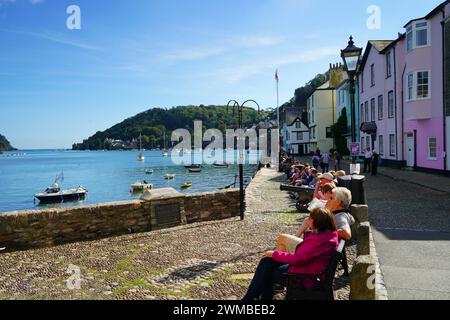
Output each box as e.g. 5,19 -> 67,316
272,231 -> 339,275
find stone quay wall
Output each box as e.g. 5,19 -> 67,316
0,188 -> 241,252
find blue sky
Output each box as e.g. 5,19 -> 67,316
0,0 -> 444,149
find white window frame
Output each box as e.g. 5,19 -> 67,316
296,132 -> 303,141
371,64 -> 375,87
428,137 -> 437,160
365,101 -> 369,122
406,20 -> 431,52
388,91 -> 395,118
379,135 -> 384,155
389,134 -> 396,156
371,98 -> 376,122
406,70 -> 432,101
386,51 -> 392,78
378,95 -> 384,120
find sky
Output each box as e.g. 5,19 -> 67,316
0,0 -> 445,149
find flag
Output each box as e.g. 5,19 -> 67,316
275,69 -> 279,82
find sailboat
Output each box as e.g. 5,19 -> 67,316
137,134 -> 145,162
162,130 -> 169,157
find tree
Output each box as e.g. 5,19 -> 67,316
331,109 -> 350,156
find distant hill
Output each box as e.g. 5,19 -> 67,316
0,134 -> 15,151
72,105 -> 267,150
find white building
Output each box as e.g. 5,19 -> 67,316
285,117 -> 310,155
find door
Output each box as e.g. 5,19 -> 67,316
406,133 -> 415,167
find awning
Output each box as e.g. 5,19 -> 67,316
360,121 -> 378,134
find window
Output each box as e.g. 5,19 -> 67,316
326,127 -> 332,139
407,71 -> 431,101
371,64 -> 375,86
287,132 -> 290,141
361,104 -> 364,125
417,71 -> 430,99
407,25 -> 413,51
416,22 -> 429,47
378,95 -> 384,120
428,137 -> 437,160
366,136 -> 371,150
361,137 -> 365,153
295,121 -> 301,129
386,51 -> 392,78
360,72 -> 364,93
388,91 -> 394,118
311,110 -> 315,123
364,101 -> 369,122
379,135 -> 384,155
406,21 -> 430,52
296,132 -> 303,141
389,134 -> 396,156
407,73 -> 414,100
371,98 -> 376,121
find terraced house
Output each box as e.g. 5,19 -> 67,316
357,0 -> 450,173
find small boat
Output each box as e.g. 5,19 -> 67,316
34,173 -> 87,203
184,164 -> 201,169
213,163 -> 229,169
145,169 -> 154,175
165,174 -> 175,180
181,182 -> 193,189
131,181 -> 153,192
188,167 -> 202,173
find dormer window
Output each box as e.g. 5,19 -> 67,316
406,20 -> 430,52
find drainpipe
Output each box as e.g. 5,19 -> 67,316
393,46 -> 399,164
442,13 -> 448,171
401,63 -> 407,165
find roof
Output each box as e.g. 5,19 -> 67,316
403,0 -> 449,27
288,117 -> 308,128
284,107 -> 303,126
380,33 -> 406,54
358,40 -> 395,74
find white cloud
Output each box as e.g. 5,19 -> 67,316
2,29 -> 105,51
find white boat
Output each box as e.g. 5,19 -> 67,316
145,169 -> 154,175
188,167 -> 202,173
137,134 -> 145,162
34,173 -> 87,203
165,174 -> 175,180
131,181 -> 153,192
213,163 -> 230,169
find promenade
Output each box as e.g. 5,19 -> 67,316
0,168 -> 352,300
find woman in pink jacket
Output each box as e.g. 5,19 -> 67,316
243,208 -> 339,300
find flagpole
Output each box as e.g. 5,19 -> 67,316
276,70 -> 280,169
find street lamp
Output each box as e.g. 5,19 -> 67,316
227,99 -> 260,221
341,36 -> 363,164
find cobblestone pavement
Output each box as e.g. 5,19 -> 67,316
0,168 -> 352,300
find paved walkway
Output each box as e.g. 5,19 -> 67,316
363,165 -> 450,300
0,168 -> 352,300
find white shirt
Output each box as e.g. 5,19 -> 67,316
365,150 -> 373,159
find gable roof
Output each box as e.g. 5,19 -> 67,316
358,40 -> 395,74
288,117 -> 308,128
403,0 -> 449,27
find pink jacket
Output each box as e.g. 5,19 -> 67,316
272,231 -> 339,275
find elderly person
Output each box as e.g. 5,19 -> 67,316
325,187 -> 355,241
276,187 -> 354,253
243,208 -> 339,301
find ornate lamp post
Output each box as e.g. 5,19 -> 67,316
341,36 -> 363,164
227,99 -> 260,221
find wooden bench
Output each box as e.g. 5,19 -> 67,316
284,240 -> 345,300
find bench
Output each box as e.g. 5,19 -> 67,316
284,240 -> 345,300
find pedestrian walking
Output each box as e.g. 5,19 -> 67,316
321,151 -> 330,173
372,151 -> 380,176
334,151 -> 342,171
364,147 -> 373,173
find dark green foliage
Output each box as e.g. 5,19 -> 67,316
0,134 -> 15,151
330,109 -> 350,156
281,73 -> 328,110
72,105 -> 266,150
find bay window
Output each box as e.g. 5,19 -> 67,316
406,20 -> 430,52
406,71 -> 431,101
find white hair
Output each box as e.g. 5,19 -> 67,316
332,187 -> 352,209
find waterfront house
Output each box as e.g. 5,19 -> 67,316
357,40 -> 405,167
307,63 -> 346,153
335,79 -> 360,152
284,117 -> 310,156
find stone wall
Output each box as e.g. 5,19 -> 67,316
0,188 -> 241,252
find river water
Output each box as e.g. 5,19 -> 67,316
0,150 -> 259,212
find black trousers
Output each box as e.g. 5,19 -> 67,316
364,159 -> 372,173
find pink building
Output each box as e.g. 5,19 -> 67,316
357,40 -> 404,167
357,0 -> 450,173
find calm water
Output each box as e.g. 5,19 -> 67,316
0,150 -> 259,212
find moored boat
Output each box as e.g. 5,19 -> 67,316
131,181 -> 153,192
181,182 -> 193,189
34,173 -> 87,204
213,163 -> 229,169
188,167 -> 202,173
165,174 -> 175,180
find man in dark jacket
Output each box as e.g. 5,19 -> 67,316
371,151 -> 380,176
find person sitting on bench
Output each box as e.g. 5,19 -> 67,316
242,208 -> 339,301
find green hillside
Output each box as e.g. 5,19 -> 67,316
72,105 -> 267,150
0,134 -> 15,151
